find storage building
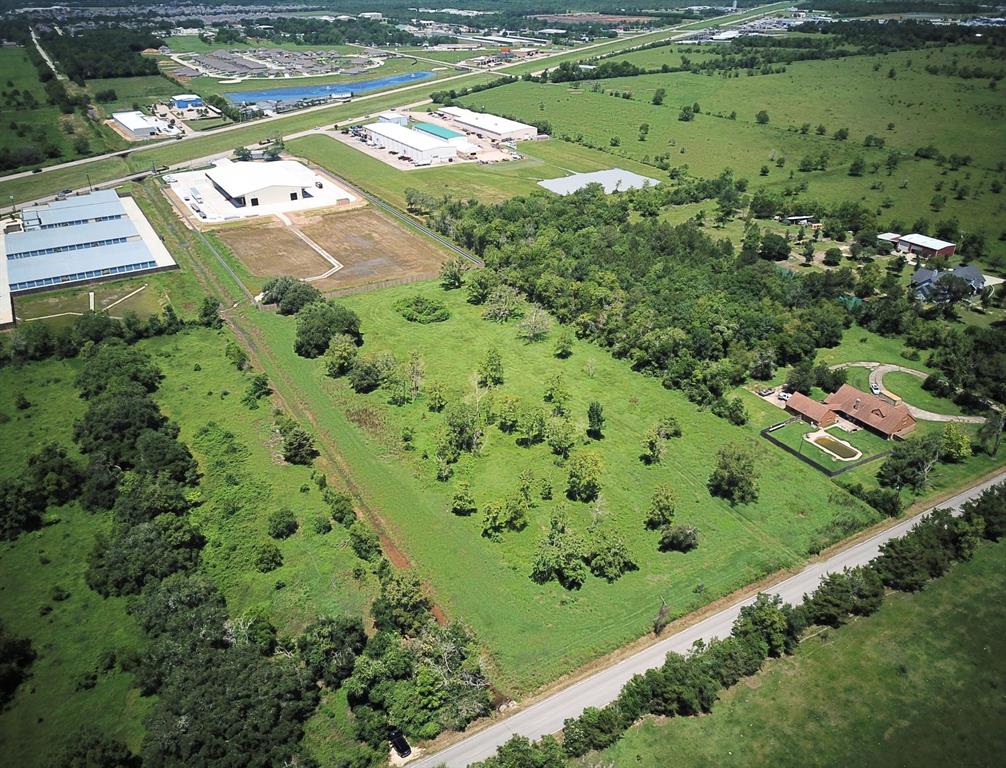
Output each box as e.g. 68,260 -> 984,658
204,159 -> 328,208
113,110 -> 166,139
171,94 -> 204,109
0,190 -> 177,300
437,106 -> 537,142
377,111 -> 409,126
538,168 -> 661,196
362,122 -> 457,165
896,233 -> 956,259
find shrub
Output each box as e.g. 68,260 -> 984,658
659,524 -> 698,553
267,508 -> 298,539
393,295 -> 450,324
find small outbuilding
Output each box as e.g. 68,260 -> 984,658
785,392 -> 837,428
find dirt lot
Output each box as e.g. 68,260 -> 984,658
292,206 -> 448,291
215,218 -> 331,281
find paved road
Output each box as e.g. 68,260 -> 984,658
409,470 -> 1006,768
837,361 -> 986,424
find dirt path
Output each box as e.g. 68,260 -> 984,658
833,361 -> 986,424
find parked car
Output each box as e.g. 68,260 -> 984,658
870,383 -> 881,395
388,727 -> 411,758
778,391 -> 793,402
757,387 -> 774,397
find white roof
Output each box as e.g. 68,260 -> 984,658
205,159 -> 319,197
173,93 -> 201,100
378,111 -> 404,120
899,232 -> 955,250
439,106 -> 535,136
538,168 -> 661,196
113,111 -> 159,132
877,232 -> 901,242
364,122 -> 455,152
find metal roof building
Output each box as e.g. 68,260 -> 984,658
362,122 -> 457,165
0,190 -> 177,300
538,168 -> 661,196
438,106 -> 538,142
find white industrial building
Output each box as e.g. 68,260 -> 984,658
437,106 -> 538,142
377,111 -> 409,126
206,159 -> 334,208
362,122 -> 457,166
112,110 -> 180,140
539,168 -> 661,196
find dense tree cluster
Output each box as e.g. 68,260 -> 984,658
41,29 -> 162,84
424,187 -> 849,406
0,620 -> 35,707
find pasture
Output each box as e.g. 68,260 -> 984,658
587,538 -> 1006,768
85,74 -> 179,116
245,281 -> 886,691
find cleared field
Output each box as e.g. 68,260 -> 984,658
240,282 -> 884,692
294,206 -> 449,291
214,217 -> 331,291
85,74 -> 179,115
588,538 -> 1006,768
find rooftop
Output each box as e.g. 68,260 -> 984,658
414,121 -> 464,140
824,384 -> 916,437
6,217 -> 138,256
7,241 -> 157,285
21,189 -> 123,229
364,121 -> 455,152
538,167 -> 662,196
786,392 -> 835,424
899,232 -> 956,251
439,106 -> 536,136
113,110 -> 161,132
205,159 -> 320,198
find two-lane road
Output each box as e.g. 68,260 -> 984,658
410,469 -> 1006,767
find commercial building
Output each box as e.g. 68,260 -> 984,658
823,385 -> 916,439
205,158 -> 328,208
377,111 -> 409,126
362,122 -> 457,165
171,94 -> 204,109
0,190 -> 177,304
437,106 -> 538,142
538,168 -> 661,196
112,110 -> 179,140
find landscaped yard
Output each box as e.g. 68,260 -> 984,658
585,538 -> 1006,768
765,419 -> 892,473
883,370 -> 968,417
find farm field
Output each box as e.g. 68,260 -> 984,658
0,327 -> 378,766
585,538 -> 1006,768
238,281 -> 887,692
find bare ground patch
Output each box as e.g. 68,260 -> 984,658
292,207 -> 448,291
215,218 -> 331,279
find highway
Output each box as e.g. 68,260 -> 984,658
409,469 -> 1006,768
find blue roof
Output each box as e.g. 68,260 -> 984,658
6,218 -> 139,255
21,189 -> 124,229
7,241 -> 156,285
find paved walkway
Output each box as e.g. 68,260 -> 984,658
834,361 -> 985,424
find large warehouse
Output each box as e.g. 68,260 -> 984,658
112,110 -> 179,140
362,122 -> 457,165
0,189 -> 177,301
437,106 -> 538,142
205,158 -> 332,208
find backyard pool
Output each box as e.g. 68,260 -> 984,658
810,433 -> 861,460
224,71 -> 435,106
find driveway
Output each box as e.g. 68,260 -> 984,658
834,362 -> 985,424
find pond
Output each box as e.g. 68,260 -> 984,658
224,70 -> 435,106
811,434 -> 861,460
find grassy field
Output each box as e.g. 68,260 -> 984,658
586,538 -> 1006,768
456,44 -> 1006,265
85,74 -> 180,116
289,133 -> 664,208
0,326 -> 379,765
164,37 -> 360,55
0,48 -> 123,173
883,370 -> 968,417
233,281 -> 886,692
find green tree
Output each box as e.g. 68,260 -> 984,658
554,328 -> 574,358
708,444 -> 759,505
281,426 -> 317,465
348,520 -> 381,561
296,615 -> 366,688
439,256 -> 468,289
566,450 -> 603,502
586,401 -> 604,438
755,110 -> 769,124
449,481 -> 477,516
659,524 -> 698,553
478,347 -> 504,386
651,88 -> 666,105
646,485 -> 676,529
294,301 -> 361,358
372,570 -> 431,635
267,508 -> 298,539
198,296 -> 223,328
940,422 -> 972,463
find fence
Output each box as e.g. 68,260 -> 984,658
761,418 -> 891,478
324,272 -> 440,298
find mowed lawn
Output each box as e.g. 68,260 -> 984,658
241,283 -> 882,692
586,539 -> 1006,768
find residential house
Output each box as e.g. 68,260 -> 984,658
823,384 -> 916,439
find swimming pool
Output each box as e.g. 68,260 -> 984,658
224,71 -> 435,106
